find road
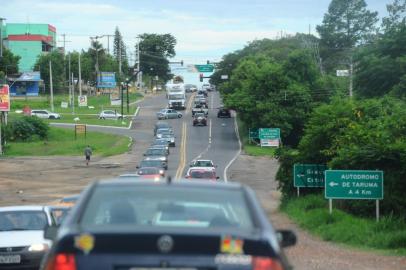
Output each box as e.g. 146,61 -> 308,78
2,92 -> 406,270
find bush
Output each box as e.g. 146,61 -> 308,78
5,116 -> 49,142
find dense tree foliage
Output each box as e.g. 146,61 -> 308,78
0,48 -> 20,82
138,33 -> 176,82
113,27 -> 129,81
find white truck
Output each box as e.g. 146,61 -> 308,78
166,83 -> 186,110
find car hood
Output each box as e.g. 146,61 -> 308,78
0,230 -> 51,247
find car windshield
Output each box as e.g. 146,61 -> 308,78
190,170 -> 215,179
193,161 -> 213,167
140,160 -> 163,167
80,185 -> 254,231
146,149 -> 166,155
0,211 -> 47,231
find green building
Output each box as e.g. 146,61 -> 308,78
1,23 -> 57,72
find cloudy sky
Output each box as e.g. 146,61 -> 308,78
1,0 -> 389,65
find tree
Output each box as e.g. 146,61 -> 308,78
0,48 -> 20,82
316,0 -> 378,72
138,33 -> 176,82
34,51 -> 65,93
113,27 -> 129,80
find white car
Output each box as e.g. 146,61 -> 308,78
190,159 -> 216,168
0,205 -> 54,269
31,110 -> 61,119
156,109 -> 182,120
99,110 -> 123,120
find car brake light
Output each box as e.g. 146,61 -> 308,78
45,253 -> 76,270
252,257 -> 283,270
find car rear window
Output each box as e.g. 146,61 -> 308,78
80,185 -> 255,232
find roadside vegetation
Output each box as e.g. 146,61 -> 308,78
211,0 -> 406,252
2,117 -> 130,156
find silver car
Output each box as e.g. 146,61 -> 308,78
99,110 -> 123,120
156,109 -> 182,119
31,110 -> 61,119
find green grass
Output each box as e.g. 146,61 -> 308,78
236,116 -> 276,157
3,127 -> 131,157
281,194 -> 406,255
10,93 -> 142,115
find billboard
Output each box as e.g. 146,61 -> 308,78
97,72 -> 116,88
0,85 -> 10,112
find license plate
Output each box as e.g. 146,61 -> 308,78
0,255 -> 21,264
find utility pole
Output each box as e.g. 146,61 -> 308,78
0,18 -> 6,58
72,72 -> 75,114
119,41 -> 122,76
68,53 -> 72,106
78,53 -> 82,96
49,60 -> 54,111
136,40 -> 141,90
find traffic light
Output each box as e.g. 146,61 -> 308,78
199,73 -> 203,82
181,60 -> 183,66
207,60 -> 210,64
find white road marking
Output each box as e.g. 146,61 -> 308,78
223,112 -> 242,182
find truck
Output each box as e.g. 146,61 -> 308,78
166,83 -> 186,110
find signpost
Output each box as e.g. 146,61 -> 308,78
294,164 -> 328,196
78,95 -> 87,107
75,124 -> 87,140
221,75 -> 229,80
0,85 -> 10,155
194,64 -> 214,73
336,70 -> 349,77
325,170 -> 384,221
259,128 -> 280,147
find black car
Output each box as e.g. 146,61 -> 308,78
217,108 -> 232,118
41,180 -> 296,270
193,112 -> 207,126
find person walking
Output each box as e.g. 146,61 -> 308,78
84,145 -> 92,166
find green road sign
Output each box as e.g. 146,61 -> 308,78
259,128 -> 280,140
325,170 -> 384,200
195,64 -> 214,73
294,164 -> 327,188
249,128 -> 259,139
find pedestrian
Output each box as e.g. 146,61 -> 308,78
84,145 -> 92,166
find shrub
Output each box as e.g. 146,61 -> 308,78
5,116 -> 49,142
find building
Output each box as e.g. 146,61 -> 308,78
2,23 -> 56,72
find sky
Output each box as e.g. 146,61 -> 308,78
1,0 -> 390,84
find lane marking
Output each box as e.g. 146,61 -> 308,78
175,122 -> 187,179
223,112 -> 242,183
185,93 -> 196,116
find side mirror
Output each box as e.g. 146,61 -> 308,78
216,176 -> 220,179
136,166 -> 139,169
44,225 -> 58,240
276,230 -> 297,248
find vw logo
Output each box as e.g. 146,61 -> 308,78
6,247 -> 12,252
157,235 -> 174,253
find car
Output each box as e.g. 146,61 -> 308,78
98,110 -> 123,120
154,121 -> 172,136
150,142 -> 170,155
156,127 -> 174,139
198,89 -> 208,97
58,194 -> 80,207
160,133 -> 176,147
190,159 -> 216,168
185,167 -> 220,181
31,110 -> 61,119
48,206 -> 71,226
193,112 -> 207,126
136,167 -> 165,180
0,205 -> 54,270
192,103 -> 209,116
156,109 -> 182,120
143,147 -> 169,163
184,84 -> 197,93
137,157 -> 168,170
41,179 -> 296,270
217,107 -> 232,118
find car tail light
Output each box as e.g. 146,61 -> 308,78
252,257 -> 283,270
45,253 -> 76,270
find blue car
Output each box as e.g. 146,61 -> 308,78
41,179 -> 296,270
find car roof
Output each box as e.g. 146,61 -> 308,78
97,178 -> 242,190
143,157 -> 166,161
193,159 -> 213,163
0,205 -> 46,211
188,166 -> 216,171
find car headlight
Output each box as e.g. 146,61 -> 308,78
28,243 -> 49,252
154,176 -> 160,182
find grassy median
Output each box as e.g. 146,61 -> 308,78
3,126 -> 131,157
281,194 -> 406,255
